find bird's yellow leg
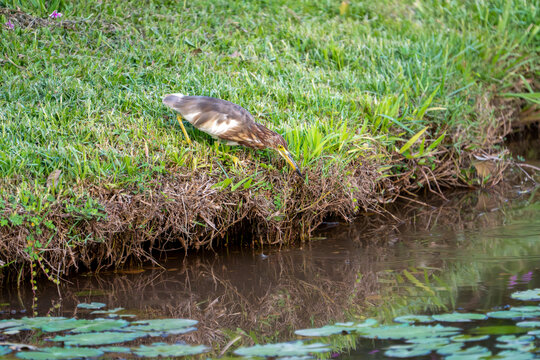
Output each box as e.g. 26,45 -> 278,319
176,115 -> 192,145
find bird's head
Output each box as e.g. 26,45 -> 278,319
268,133 -> 303,178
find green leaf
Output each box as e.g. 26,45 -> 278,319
487,310 -> 540,319
52,331 -> 147,346
432,313 -> 487,322
394,315 -> 433,324
384,345 -> 431,358
77,302 -> 106,309
234,341 -> 330,357
133,343 -> 208,357
470,326 -> 529,335
450,334 -> 489,342
16,347 -> 104,360
511,289 -> 540,301
295,319 -> 377,337
358,324 -> 460,340
127,318 -> 198,334
398,127 -> 428,154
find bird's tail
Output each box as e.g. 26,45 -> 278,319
162,93 -> 185,108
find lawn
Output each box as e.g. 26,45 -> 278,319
0,0 -> 538,280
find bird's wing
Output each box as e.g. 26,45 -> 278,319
163,95 -> 265,148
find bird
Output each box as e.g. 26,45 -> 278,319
162,94 -> 303,177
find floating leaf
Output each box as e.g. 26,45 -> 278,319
234,341 -> 330,357
53,331 -> 147,346
516,321 -> 540,328
77,302 -> 106,310
487,310 -> 540,319
432,313 -> 487,322
384,345 -> 431,358
527,329 -> 540,336
0,346 -> 12,356
16,347 -> 103,359
70,319 -> 128,333
470,325 -> 529,335
41,319 -> 92,333
128,319 -> 198,334
493,350 -> 535,360
98,346 -> 131,353
133,342 -> 208,357
3,317 -> 67,332
0,320 -> 21,329
435,343 -> 463,355
441,345 -> 490,358
451,334 -> 489,342
406,337 -> 449,346
511,289 -> 540,301
509,306 -> 540,312
295,319 -> 377,337
358,324 -> 460,340
497,335 -> 534,343
394,315 -> 433,324
91,308 -> 124,315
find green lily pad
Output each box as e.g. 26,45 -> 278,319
497,335 -> 535,343
3,317 -> 68,332
406,337 -> 450,345
470,325 -> 529,335
431,313 -> 487,322
358,324 -> 461,340
441,345 -> 490,357
436,343 -> 463,355
511,289 -> 540,301
90,307 -> 124,315
98,346 -> 132,353
16,347 -> 104,359
496,335 -> 535,350
41,319 -> 92,333
384,345 -> 431,358
133,342 -> 208,357
128,319 -> 198,334
77,302 -> 106,309
0,320 -> 21,329
494,351 -> 535,360
394,315 -> 433,324
451,334 -> 490,342
487,310 -> 540,319
295,319 -> 377,337
516,321 -> 540,328
509,306 -> 540,312
234,341 -> 330,357
0,346 -> 12,356
53,331 -> 147,346
70,319 -> 129,333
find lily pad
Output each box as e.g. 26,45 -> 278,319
16,347 -> 103,359
516,321 -> 540,328
406,337 -> 450,345
0,346 -> 12,356
70,319 -> 128,333
487,310 -> 540,319
128,319 -> 197,334
53,331 -> 147,346
234,341 -> 330,357
470,325 -> 529,335
441,345 -> 490,357
90,307 -> 124,315
394,315 -> 433,324
295,319 -> 377,337
133,342 -> 208,357
2,317 -> 67,332
384,345 -> 431,358
494,351 -> 535,360
497,335 -> 534,343
451,334 -> 489,342
98,346 -> 132,353
431,313 -> 487,322
358,324 -> 461,340
77,302 -> 106,310
510,289 -> 540,301
436,343 -> 464,355
509,306 -> 540,312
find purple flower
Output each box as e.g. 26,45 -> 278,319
508,274 -> 518,289
368,349 -> 379,354
522,271 -> 533,283
49,10 -> 63,19
5,20 -> 14,30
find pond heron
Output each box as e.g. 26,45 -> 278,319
163,94 -> 302,177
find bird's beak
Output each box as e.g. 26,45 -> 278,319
278,148 -> 303,178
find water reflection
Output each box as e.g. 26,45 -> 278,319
1,186 -> 539,349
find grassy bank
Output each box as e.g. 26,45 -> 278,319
0,0 -> 538,281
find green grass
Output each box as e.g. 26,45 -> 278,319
0,0 -> 538,275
